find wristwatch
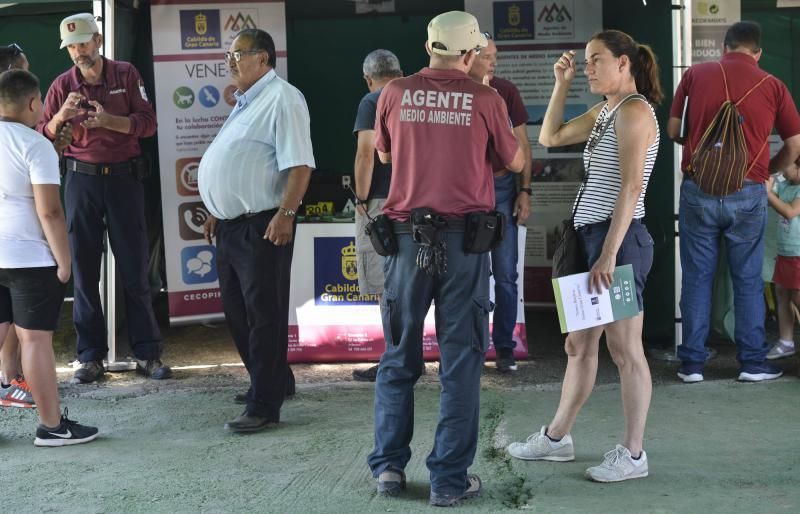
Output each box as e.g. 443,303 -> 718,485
518,187 -> 532,195
279,207 -> 296,218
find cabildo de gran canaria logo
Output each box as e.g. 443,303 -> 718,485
180,10 -> 222,50
313,237 -> 378,305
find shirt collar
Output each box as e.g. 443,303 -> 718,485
417,67 -> 471,80
70,57 -> 117,88
721,51 -> 760,68
233,69 -> 276,110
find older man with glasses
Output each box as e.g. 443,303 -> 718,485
198,29 -> 315,433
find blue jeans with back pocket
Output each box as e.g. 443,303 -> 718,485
367,231 -> 490,497
678,178 -> 768,365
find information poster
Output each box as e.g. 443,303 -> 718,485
150,0 -> 287,323
465,0 -> 603,303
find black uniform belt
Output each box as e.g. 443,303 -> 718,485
392,218 -> 466,234
65,158 -> 133,176
227,208 -> 278,223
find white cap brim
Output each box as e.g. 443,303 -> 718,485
60,33 -> 94,49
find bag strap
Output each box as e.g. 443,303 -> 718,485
572,93 -> 647,220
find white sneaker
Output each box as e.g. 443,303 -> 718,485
766,340 -> 796,360
507,426 -> 575,462
585,445 -> 648,483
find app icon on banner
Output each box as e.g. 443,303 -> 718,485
173,86 -> 195,109
179,10 -> 222,50
181,245 -> 217,284
198,85 -> 220,108
175,157 -> 201,196
178,202 -> 210,240
223,85 -> 237,107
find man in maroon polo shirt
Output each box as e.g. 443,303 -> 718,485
467,36 -> 532,373
366,11 -> 524,507
38,13 -> 170,383
667,21 -> 800,383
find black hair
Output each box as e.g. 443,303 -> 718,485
0,69 -> 39,107
591,30 -> 664,105
236,29 -> 277,69
724,21 -> 761,52
0,44 -> 25,70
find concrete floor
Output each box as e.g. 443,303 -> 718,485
1,309 -> 798,513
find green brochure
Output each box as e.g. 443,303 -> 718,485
552,264 -> 639,334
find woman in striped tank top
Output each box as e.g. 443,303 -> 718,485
507,30 -> 663,483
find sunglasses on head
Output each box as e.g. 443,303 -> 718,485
7,43 -> 23,56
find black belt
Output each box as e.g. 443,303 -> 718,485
65,158 -> 133,176
227,208 -> 278,223
392,218 -> 466,234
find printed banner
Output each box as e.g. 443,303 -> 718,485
288,224 -> 528,363
149,0 -> 287,323
691,0 -> 740,64
552,265 -> 639,333
465,0 -> 603,304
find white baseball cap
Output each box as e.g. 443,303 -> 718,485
427,11 -> 488,56
59,13 -> 99,49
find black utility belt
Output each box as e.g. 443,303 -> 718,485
63,157 -> 150,180
65,158 -> 133,175
365,208 -> 505,258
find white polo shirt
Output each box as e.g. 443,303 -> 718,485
198,69 -> 316,220
0,121 -> 61,268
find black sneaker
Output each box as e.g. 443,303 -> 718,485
34,408 -> 99,447
353,365 -> 379,382
376,468 -> 406,496
73,360 -> 104,383
135,359 -> 173,380
496,349 -> 517,373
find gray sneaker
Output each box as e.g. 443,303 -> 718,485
429,473 -> 481,507
507,426 -> 575,461
376,469 -> 406,497
585,445 -> 648,483
766,340 -> 796,360
73,360 -> 104,383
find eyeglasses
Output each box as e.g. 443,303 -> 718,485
7,43 -> 23,56
224,50 -> 265,63
482,32 -> 493,41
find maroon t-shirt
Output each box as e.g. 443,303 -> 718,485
670,52 -> 800,182
489,76 -> 528,172
375,68 -> 519,221
38,57 -> 157,164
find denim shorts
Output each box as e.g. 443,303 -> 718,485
577,219 -> 654,311
0,266 -> 66,331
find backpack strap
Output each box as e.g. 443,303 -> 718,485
718,62 -> 731,102
736,73 -> 771,106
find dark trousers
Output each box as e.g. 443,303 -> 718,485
64,169 -> 162,363
216,210 -> 295,421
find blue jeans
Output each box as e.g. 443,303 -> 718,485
490,173 -> 519,352
368,231 -> 490,496
678,178 -> 768,365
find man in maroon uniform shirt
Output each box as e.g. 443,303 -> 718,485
38,13 -> 170,383
366,11 -> 523,507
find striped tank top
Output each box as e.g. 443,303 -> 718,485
573,95 -> 660,228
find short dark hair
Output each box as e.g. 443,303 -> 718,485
236,29 -> 277,69
0,44 -> 25,70
724,21 -> 761,52
0,69 -> 39,107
